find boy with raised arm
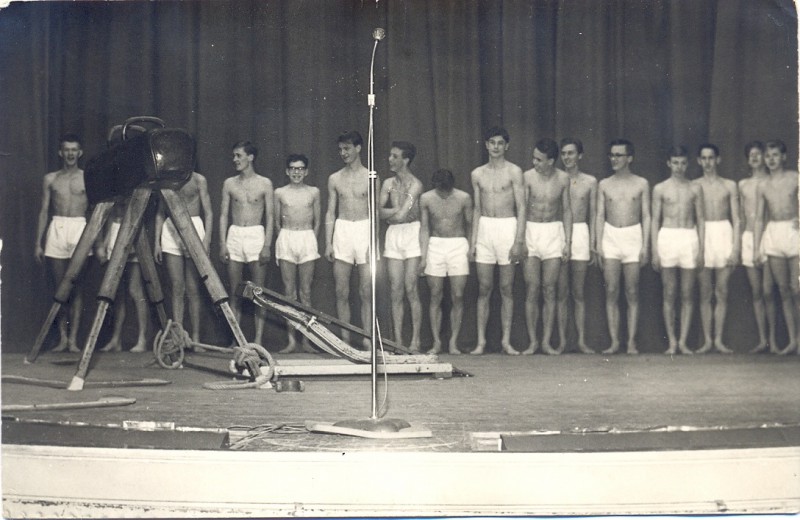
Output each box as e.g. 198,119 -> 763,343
274,154 -> 321,353
34,134 -> 89,353
693,144 -> 740,354
521,138 -> 572,355
652,146 -> 705,355
596,139 -> 651,355
219,141 -> 274,347
155,171 -> 213,348
379,141 -> 424,352
754,140 -> 799,354
469,127 -> 526,355
556,138 -> 597,354
419,168 -> 473,355
738,141 -> 777,353
324,131 -> 374,349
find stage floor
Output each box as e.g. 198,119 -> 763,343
2,349 -> 799,452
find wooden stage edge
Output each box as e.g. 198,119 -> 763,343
3,444 -> 800,517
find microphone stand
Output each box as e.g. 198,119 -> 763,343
307,29 -> 430,439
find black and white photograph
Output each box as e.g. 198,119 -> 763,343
0,0 -> 798,517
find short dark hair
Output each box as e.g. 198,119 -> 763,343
744,141 -> 765,158
609,138 -> 634,156
697,143 -> 719,157
535,138 -> 560,160
667,145 -> 689,159
560,137 -> 583,154
391,141 -> 416,164
338,131 -> 363,147
484,126 -> 510,143
431,168 -> 455,192
59,133 -> 82,148
286,153 -> 309,169
232,140 -> 258,159
765,139 -> 787,154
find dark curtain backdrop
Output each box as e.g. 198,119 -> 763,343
0,0 -> 796,353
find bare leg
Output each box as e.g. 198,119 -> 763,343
357,263 -> 372,350
791,257 -> 800,354
387,258 -> 406,349
184,257 -> 203,346
127,263 -> 148,352
101,270 -> 127,353
471,263 -> 494,355
278,259 -> 299,353
522,256 -> 541,355
571,261 -> 593,353
498,264 -> 518,354
297,260 -> 316,352
769,255 -> 798,354
49,258 -> 76,352
333,260 -> 354,345
227,260 -> 245,331
427,275 -> 445,354
249,260 -> 268,347
746,265 -> 769,353
541,258 -> 562,354
602,259 -> 622,354
556,261 -> 569,352
448,275 -> 467,354
678,268 -> 697,354
661,267 -> 678,354
763,263 -> 779,352
696,268 -> 714,354
165,252 -> 186,333
405,257 -> 422,352
712,267 -> 733,353
622,263 -> 640,354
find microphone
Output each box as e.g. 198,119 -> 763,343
372,28 -> 386,41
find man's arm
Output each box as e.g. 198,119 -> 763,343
510,168 -> 526,262
650,185 -> 662,272
219,180 -> 231,263
260,179 -> 274,263
378,177 -> 397,220
387,179 -> 423,224
640,178 -> 652,266
468,170 -> 481,261
561,176 -> 572,262
34,174 -> 52,264
198,174 -> 214,253
273,189 -> 284,237
753,182 -> 766,265
154,197 -> 167,263
595,181 -> 606,268
324,175 -> 338,261
312,188 -> 321,237
588,178 -> 598,265
694,185 -> 706,269
728,181 -> 741,265
418,195 -> 430,275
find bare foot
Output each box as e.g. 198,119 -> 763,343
469,343 -> 486,355
301,340 -> 317,353
750,340 -> 768,354
577,342 -> 595,354
129,338 -> 147,353
502,342 -> 520,355
677,343 -> 694,355
520,342 -> 538,355
694,342 -> 713,354
776,342 -> 798,356
601,340 -> 619,355
67,339 -> 81,353
447,344 -> 461,355
664,342 -> 677,355
51,337 -> 70,353
541,344 -> 560,355
361,337 -> 372,350
626,341 -> 639,355
409,339 -> 421,353
278,342 -> 297,354
429,340 -> 442,354
714,340 -> 733,354
100,339 -> 122,353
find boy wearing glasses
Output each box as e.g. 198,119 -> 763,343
274,154 -> 321,353
219,141 -> 274,347
379,141 -> 424,352
596,139 -> 651,354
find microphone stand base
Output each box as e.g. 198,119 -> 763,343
305,418 -> 432,439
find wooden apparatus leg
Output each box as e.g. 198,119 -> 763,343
159,189 -> 248,347
27,201 -> 115,364
68,188 -> 152,391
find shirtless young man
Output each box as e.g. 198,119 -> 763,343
324,131 -> 375,349
97,200 -> 148,353
219,141 -> 274,346
754,139 -> 799,355
469,127 -> 526,355
693,144 -> 740,354
556,138 -> 597,354
379,141 -> 424,351
155,171 -> 213,347
521,138 -> 572,355
738,141 -> 777,353
274,154 -> 320,353
418,168 -> 473,355
651,146 -> 705,355
34,134 -> 89,353
596,139 -> 651,355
